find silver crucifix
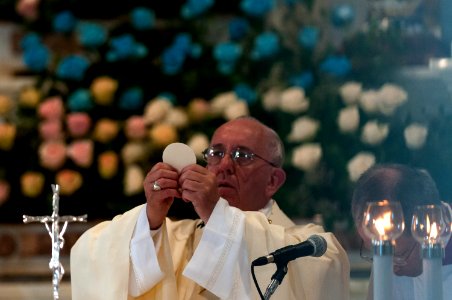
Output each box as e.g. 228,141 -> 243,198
23,184 -> 87,300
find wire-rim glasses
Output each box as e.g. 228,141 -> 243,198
202,146 -> 277,167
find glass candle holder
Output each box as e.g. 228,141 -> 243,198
363,200 -> 404,300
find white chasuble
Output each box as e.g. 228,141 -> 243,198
70,198 -> 349,300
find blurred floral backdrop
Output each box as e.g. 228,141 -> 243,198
0,0 -> 450,230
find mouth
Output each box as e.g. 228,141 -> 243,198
218,181 -> 235,190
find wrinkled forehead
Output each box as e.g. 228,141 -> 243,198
211,120 -> 264,148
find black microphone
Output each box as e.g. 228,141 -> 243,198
252,234 -> 327,266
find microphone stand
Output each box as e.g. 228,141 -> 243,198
263,262 -> 288,299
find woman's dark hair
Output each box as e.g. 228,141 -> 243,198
351,163 -> 441,228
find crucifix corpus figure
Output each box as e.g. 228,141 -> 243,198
23,184 -> 87,300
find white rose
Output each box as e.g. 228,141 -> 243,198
210,92 -> 238,116
378,83 -> 408,115
359,90 -> 379,114
287,116 -> 320,142
124,165 -> 144,196
262,88 -> 281,111
224,100 -> 249,120
361,121 -> 389,145
291,143 -> 322,172
121,142 -> 149,165
187,133 -> 210,159
404,123 -> 428,150
143,98 -> 172,125
337,106 -> 360,133
347,152 -> 376,182
340,82 -> 362,105
164,107 -> 189,129
280,87 -> 309,114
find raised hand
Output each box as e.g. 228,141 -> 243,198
144,162 -> 181,229
178,164 -> 219,222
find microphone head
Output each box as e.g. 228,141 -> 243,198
307,235 -> 327,257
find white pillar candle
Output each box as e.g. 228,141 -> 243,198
423,245 -> 443,300
373,253 -> 393,300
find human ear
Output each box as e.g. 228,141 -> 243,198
266,168 -> 286,197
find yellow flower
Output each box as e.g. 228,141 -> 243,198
0,123 -> 16,151
56,169 -> 83,196
98,151 -> 119,179
0,94 -> 13,117
20,171 -> 45,198
93,118 -> 119,143
149,123 -> 178,148
90,76 -> 118,106
19,86 -> 41,108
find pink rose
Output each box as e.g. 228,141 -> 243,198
55,169 -> 82,196
125,116 -> 146,140
39,141 -> 66,170
38,97 -> 65,120
39,120 -> 64,141
0,123 -> 16,151
20,171 -> 45,198
16,0 -> 40,21
93,118 -> 119,143
0,180 -> 10,206
98,151 -> 119,179
66,113 -> 92,138
188,98 -> 210,122
67,140 -> 93,168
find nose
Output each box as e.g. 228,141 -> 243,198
215,152 -> 235,175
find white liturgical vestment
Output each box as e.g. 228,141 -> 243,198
70,198 -> 350,299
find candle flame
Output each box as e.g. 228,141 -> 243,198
374,211 -> 392,236
429,222 -> 438,239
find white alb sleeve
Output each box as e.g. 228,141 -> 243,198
128,204 -> 165,297
183,198 -> 251,299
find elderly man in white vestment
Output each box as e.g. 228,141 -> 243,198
70,116 -> 350,300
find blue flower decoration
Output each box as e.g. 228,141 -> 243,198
331,4 -> 355,28
251,32 -> 279,60
174,33 -> 192,53
240,0 -> 274,18
20,32 -> 41,50
289,71 -> 314,89
162,45 -> 186,75
107,34 -> 148,61
68,89 -> 94,112
77,22 -> 107,49
319,55 -> 352,77
161,33 -> 196,75
53,11 -> 77,34
56,55 -> 90,81
234,83 -> 257,104
119,87 -> 144,110
298,26 -> 319,49
229,17 -> 249,41
181,0 -> 214,19
213,42 -> 242,75
23,44 -> 50,72
131,7 -> 155,30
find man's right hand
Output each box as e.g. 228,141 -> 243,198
143,162 -> 181,229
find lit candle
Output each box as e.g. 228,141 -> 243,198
412,206 -> 446,300
363,200 -> 404,300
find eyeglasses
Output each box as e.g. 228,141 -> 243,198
202,146 -> 278,167
359,239 -> 417,265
